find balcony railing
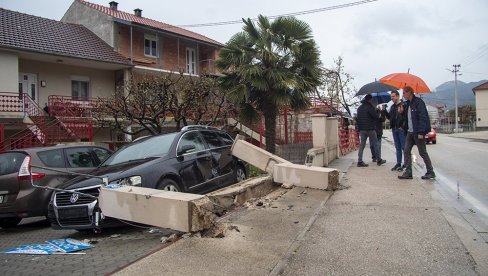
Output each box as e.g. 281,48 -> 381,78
0,92 -> 24,113
48,95 -> 98,118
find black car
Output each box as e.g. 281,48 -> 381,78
49,126 -> 247,230
0,144 -> 111,228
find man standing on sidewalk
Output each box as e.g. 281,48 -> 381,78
370,106 -> 386,163
398,86 -> 436,179
356,94 -> 385,167
383,91 -> 407,171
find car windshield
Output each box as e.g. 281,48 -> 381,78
103,133 -> 177,166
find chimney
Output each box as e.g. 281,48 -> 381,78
109,1 -> 118,11
134,8 -> 142,17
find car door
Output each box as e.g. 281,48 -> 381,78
64,146 -> 110,175
0,152 -> 27,205
200,130 -> 234,187
35,148 -> 70,189
176,131 -> 215,192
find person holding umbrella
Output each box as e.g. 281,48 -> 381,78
370,103 -> 386,164
356,94 -> 385,167
398,86 -> 436,179
382,90 -> 407,171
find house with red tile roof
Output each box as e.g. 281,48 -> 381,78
62,0 -> 223,76
0,7 -> 132,151
472,81 -> 488,130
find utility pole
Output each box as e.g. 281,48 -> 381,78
452,64 -> 461,132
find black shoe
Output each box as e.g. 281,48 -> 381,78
397,165 -> 405,172
377,159 -> 386,166
372,158 -> 377,162
421,172 -> 436,179
398,173 -> 413,179
391,164 -> 401,171
357,161 -> 369,167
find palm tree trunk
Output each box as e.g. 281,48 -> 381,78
263,107 -> 277,154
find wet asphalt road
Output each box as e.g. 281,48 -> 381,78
407,133 -> 488,230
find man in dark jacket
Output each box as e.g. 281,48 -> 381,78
370,107 -> 386,163
398,86 -> 435,179
383,90 -> 407,171
356,94 -> 385,167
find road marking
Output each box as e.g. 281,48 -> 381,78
432,170 -> 488,219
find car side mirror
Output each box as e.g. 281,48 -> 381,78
178,144 -> 196,155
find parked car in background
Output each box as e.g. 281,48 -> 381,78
0,144 -> 112,228
49,126 -> 248,231
425,128 -> 437,144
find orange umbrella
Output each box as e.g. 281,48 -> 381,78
379,72 -> 431,93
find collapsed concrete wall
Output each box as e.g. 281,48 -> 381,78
99,176 -> 276,232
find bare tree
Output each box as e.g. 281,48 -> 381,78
93,73 -> 234,137
315,56 -> 359,117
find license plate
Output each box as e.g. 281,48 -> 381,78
58,207 -> 88,219
425,135 -> 428,139
0,195 -> 3,204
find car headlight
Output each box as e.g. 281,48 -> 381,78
110,176 -> 142,186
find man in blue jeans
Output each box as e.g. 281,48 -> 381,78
398,86 -> 435,180
356,94 -> 385,167
383,90 -> 407,171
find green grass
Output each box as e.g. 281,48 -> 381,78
248,165 -> 266,177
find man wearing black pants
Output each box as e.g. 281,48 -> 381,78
398,86 -> 435,179
356,94 -> 385,167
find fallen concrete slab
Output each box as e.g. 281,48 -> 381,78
99,186 -> 207,232
231,139 -> 291,174
273,163 -> 339,190
207,176 -> 276,209
231,139 -> 339,190
98,176 -> 277,232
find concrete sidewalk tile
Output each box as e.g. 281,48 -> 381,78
282,204 -> 477,276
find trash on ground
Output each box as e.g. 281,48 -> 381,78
110,234 -> 121,238
148,228 -> 163,234
2,238 -> 93,255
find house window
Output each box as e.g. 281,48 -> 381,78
186,47 -> 196,75
144,34 -> 158,57
71,78 -> 90,99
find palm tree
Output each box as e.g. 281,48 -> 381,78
217,15 -> 322,153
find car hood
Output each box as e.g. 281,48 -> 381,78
58,157 -> 162,190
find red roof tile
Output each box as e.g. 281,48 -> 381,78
473,81 -> 488,92
0,8 -> 130,65
79,0 -> 223,46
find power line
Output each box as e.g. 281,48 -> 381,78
461,71 -> 488,76
177,0 -> 379,28
463,43 -> 488,67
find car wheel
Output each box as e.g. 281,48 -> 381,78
158,179 -> 181,192
235,165 -> 247,183
0,217 -> 22,228
433,140 -> 437,144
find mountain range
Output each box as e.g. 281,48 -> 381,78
421,80 -> 487,109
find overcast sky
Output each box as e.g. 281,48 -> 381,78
1,0 -> 487,92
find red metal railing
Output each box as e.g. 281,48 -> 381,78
0,94 -> 94,152
338,124 -> 359,156
0,92 -> 23,112
1,120 -> 93,151
0,124 -> 4,151
48,95 -> 98,118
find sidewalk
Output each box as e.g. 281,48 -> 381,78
113,138 -> 486,275
447,130 -> 488,141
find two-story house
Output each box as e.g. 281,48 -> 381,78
0,8 -> 132,151
1,1 -> 225,151
473,81 -> 488,130
61,1 -> 223,78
